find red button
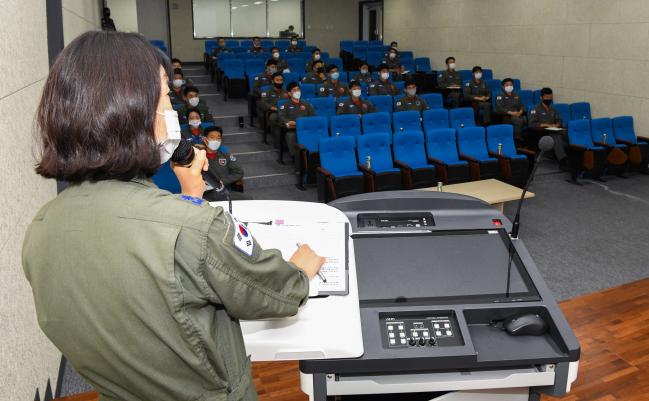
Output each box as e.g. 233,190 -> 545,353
492,219 -> 503,226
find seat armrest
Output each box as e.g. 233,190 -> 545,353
393,160 -> 411,170
568,144 -> 588,151
616,139 -> 635,146
459,153 -> 478,162
427,156 -> 447,166
637,136 -> 649,143
593,141 -> 612,149
516,147 -> 536,156
357,164 -> 375,175
488,151 -> 510,160
316,166 -> 334,177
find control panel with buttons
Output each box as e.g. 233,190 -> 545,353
382,312 -> 463,349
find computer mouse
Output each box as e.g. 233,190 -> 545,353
504,314 -> 548,336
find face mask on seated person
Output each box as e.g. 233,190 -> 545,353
188,97 -> 200,107
172,79 -> 184,88
313,54 -> 321,61
188,119 -> 201,128
542,99 -> 553,106
448,63 -> 456,70
292,91 -> 301,100
474,72 -> 482,80
330,72 -> 340,80
389,53 -> 396,59
272,52 -> 280,59
406,88 -> 416,97
351,89 -> 362,98
504,85 -> 514,94
291,40 -> 298,46
380,72 -> 390,80
207,140 -> 221,151
274,82 -> 283,89
360,68 -> 368,75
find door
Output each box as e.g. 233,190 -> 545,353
360,1 -> 383,41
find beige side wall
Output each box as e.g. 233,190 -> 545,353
0,1 -> 101,398
106,0 -> 139,33
168,0 -> 361,62
384,0 -> 649,133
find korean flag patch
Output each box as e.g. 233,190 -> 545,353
230,154 -> 237,162
230,214 -> 254,256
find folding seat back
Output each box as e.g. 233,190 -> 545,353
308,97 -> 336,117
240,39 -> 253,48
353,47 -> 368,62
458,70 -> 472,81
457,127 -> 490,160
356,133 -> 395,172
218,52 -> 236,61
226,39 -> 240,47
425,128 -> 461,163
449,107 -> 476,129
482,69 -> 493,80
394,81 -> 406,93
151,39 -> 166,47
233,47 -> 248,54
353,40 -> 369,47
554,103 -> 571,125
282,72 -> 300,85
518,90 -> 534,109
297,116 -> 329,153
613,116 -> 639,144
590,118 -> 616,146
362,112 -> 392,135
319,136 -> 359,176
532,89 -> 542,105
340,40 -> 354,53
486,79 -> 501,92
369,40 -> 383,46
400,51 -> 414,58
512,79 -> 521,91
421,93 -> 443,109
299,83 -> 317,99
486,124 -> 518,156
423,108 -> 450,131
367,95 -> 394,114
414,57 -> 432,73
570,102 -> 591,120
367,51 -> 384,67
393,131 -> 429,167
287,58 -> 304,73
401,58 -> 416,73
328,57 -> 343,70
568,120 -> 595,148
330,114 -> 362,137
393,111 -> 422,133
245,59 -> 265,77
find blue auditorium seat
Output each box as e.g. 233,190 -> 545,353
299,83 -> 317,99
421,93 -> 444,109
486,124 -> 531,187
567,119 -> 607,181
393,111 -> 422,133
457,126 -> 499,180
287,58 -> 304,73
309,97 -> 336,117
244,59 -> 265,77
553,103 -> 571,126
518,90 -> 534,109
296,116 -> 330,186
356,133 -> 401,191
362,112 -> 392,135
425,128 -> 470,184
414,57 -> 432,73
423,108 -> 450,132
367,95 -> 394,114
330,114 -> 362,137
613,116 -> 649,172
317,136 -> 364,202
282,72 -> 300,85
392,130 -> 436,189
449,108 -> 476,129
570,102 -> 592,121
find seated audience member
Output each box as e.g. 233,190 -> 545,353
319,65 -> 349,99
384,41 -> 400,58
396,81 -> 429,112
248,36 -> 264,54
302,60 -> 326,84
368,64 -> 399,96
258,72 -> 288,134
437,56 -> 462,108
529,87 -> 568,169
210,37 -> 231,59
201,126 -> 247,202
462,66 -> 492,125
181,108 -> 206,146
495,78 -> 527,141
253,59 -> 278,96
169,68 -> 186,106
275,82 -> 316,163
383,47 -> 404,80
351,62 -> 373,84
305,48 -> 322,72
270,46 -> 290,72
177,86 -> 214,124
285,35 -> 302,54
170,59 -> 193,85
337,81 -> 376,115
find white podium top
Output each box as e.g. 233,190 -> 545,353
210,200 -> 364,362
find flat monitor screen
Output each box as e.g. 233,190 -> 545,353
352,230 -> 539,304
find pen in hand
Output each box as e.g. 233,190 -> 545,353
296,242 -> 327,283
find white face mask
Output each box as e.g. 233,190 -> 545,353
504,85 -> 514,93
272,52 -> 280,59
313,54 -> 321,60
448,63 -> 456,70
406,88 -> 416,97
268,67 -> 277,74
360,68 -> 368,74
188,119 -> 201,128
188,97 -> 200,107
207,140 -> 221,151
291,40 -> 298,45
172,79 -> 184,88
380,72 -> 390,80
474,72 -> 482,80
389,53 -> 396,59
291,91 -> 301,100
156,110 -> 181,164
351,89 -> 362,98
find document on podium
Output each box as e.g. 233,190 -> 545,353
247,222 -> 349,297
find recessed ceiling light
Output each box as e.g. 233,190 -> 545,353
254,1 -> 263,4
241,4 -> 249,6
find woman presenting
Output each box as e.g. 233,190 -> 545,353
22,31 -> 324,401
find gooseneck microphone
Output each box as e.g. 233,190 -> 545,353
171,139 -> 232,214
510,135 -> 554,239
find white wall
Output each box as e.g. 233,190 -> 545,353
137,0 -> 170,43
107,0 -> 139,32
0,0 -> 101,399
305,0 -> 360,54
384,0 -> 649,134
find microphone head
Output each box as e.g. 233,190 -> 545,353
171,139 -> 195,166
538,135 -> 555,152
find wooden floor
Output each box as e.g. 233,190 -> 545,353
55,278 -> 649,401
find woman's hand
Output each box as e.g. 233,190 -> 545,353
289,245 -> 325,280
172,147 -> 209,199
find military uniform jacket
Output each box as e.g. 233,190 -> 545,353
260,87 -> 288,107
274,58 -> 290,72
301,72 -> 325,85
248,46 -> 265,54
284,46 -> 302,54
278,100 -> 316,127
395,95 -> 429,112
437,70 -> 462,88
367,80 -> 399,96
169,87 -> 186,107
253,72 -> 273,96
211,46 -> 231,57
383,57 -> 402,71
350,72 -> 373,84
181,127 -> 205,146
495,91 -> 524,114
529,103 -> 563,128
22,179 -> 309,401
337,98 -> 376,115
463,79 -> 490,101
206,150 -> 244,186
319,80 -> 349,98
177,100 -> 214,124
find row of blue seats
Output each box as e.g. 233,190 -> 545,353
205,39 -> 309,52
568,116 -> 646,150
274,94 -> 445,115
225,55 -> 337,75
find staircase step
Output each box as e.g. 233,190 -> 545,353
228,141 -> 278,162
244,172 -> 297,190
222,130 -> 264,144
246,185 -> 318,202
241,160 -> 297,189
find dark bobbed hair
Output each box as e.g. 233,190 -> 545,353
541,87 -> 553,96
203,126 -> 223,137
501,78 -> 514,86
349,80 -> 361,89
35,31 -> 170,182
472,65 -> 482,73
184,85 -> 199,96
445,56 -> 455,64
185,107 -> 201,119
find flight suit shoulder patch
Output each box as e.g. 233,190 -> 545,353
497,96 -> 502,100
218,158 -> 227,166
396,101 -> 401,106
280,105 -> 285,110
228,213 -> 255,256
339,102 -> 344,107
230,154 -> 237,162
